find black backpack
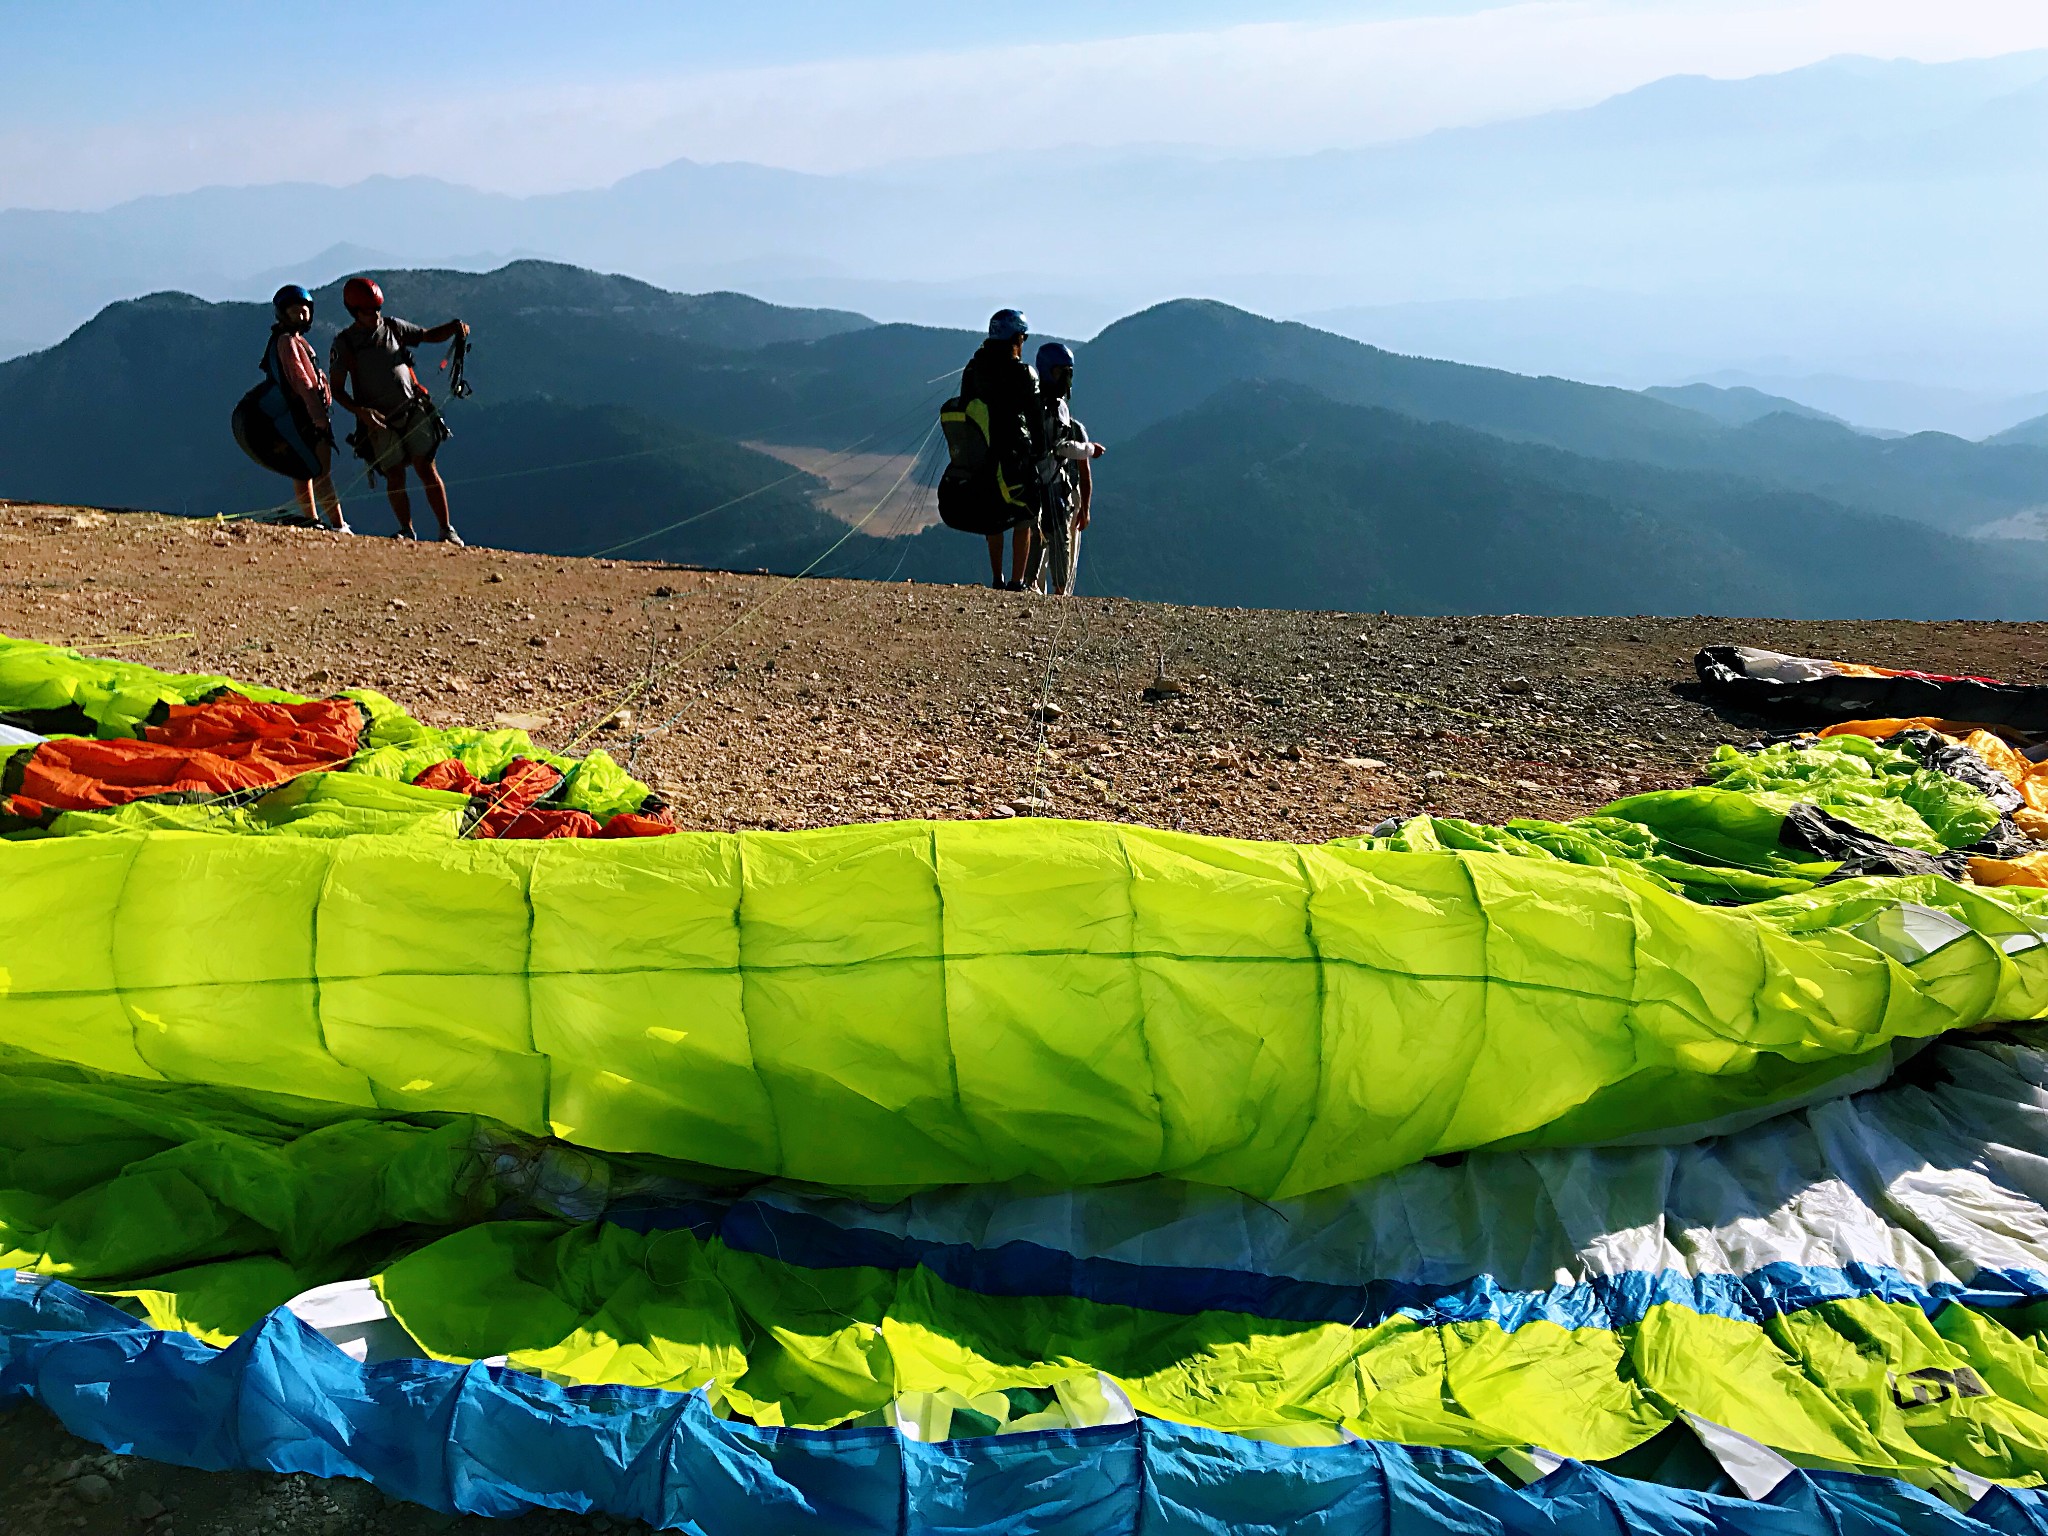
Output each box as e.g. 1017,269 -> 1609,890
936,395 -> 1035,534
230,332 -> 323,481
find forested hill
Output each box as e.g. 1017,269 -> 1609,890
2,262 -> 2044,617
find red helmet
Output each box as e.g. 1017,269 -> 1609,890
342,276 -> 384,315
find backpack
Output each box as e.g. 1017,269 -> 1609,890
230,332 -> 323,482
937,395 -> 1035,534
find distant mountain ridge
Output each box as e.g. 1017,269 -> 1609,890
1641,384 -> 1844,430
6,52 -> 2048,418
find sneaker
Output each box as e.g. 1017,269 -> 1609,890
443,529 -> 466,548
332,520 -> 354,536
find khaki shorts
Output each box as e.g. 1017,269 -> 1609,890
363,402 -> 445,473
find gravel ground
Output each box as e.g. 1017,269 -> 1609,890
10,502 -> 2048,846
5,499 -> 2048,1528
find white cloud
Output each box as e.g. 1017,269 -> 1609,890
9,0 -> 2048,207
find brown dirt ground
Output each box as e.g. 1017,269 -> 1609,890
6,498 -> 2048,1529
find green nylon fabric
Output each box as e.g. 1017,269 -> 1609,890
17,636 -> 2048,1478
1,821 -> 2038,1197
1367,794 -> 1838,904
0,636 -> 300,737
0,638 -> 654,823
1704,736 -> 2001,853
8,1053 -> 2048,1480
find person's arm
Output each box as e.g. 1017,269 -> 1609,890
278,336 -> 329,420
1076,453 -> 1093,527
418,318 -> 468,344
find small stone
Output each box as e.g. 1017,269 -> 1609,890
486,571 -> 505,583
1338,757 -> 1388,771
1499,676 -> 1533,695
1281,744 -> 1305,761
528,635 -> 549,647
387,597 -> 408,610
70,1474 -> 111,1505
1010,796 -> 1051,815
986,804 -> 1017,819
653,585 -> 676,598
1031,702 -> 1064,722
132,1493 -> 165,1521
602,709 -> 636,733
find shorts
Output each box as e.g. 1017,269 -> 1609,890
362,402 -> 446,474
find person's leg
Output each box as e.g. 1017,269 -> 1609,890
384,462 -> 416,538
985,532 -> 1005,587
1009,523 -> 1033,588
413,458 -> 460,543
1046,511 -> 1074,597
291,479 -> 317,520
1062,514 -> 1081,596
1021,521 -> 1046,592
311,439 -> 348,530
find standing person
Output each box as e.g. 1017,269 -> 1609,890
1032,342 -> 1105,597
329,277 -> 467,545
256,285 -> 351,531
958,309 -> 1044,590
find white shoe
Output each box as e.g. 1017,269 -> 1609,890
443,529 -> 466,548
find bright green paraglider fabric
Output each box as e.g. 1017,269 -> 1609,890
1,820 -> 2039,1196
17,634 -> 2048,1490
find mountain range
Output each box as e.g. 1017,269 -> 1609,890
8,53 -> 2048,431
3,260 -> 2047,618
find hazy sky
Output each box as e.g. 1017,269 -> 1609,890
7,0 -> 2048,208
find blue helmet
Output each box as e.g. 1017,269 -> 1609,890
988,309 -> 1030,342
271,284 -> 313,325
1035,341 -> 1075,372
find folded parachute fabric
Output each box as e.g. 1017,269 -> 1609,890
16,634 -> 2048,1526
1697,645 -> 2048,731
413,755 -> 678,840
1,693 -> 364,820
9,818 -> 2048,1195
14,1033 -> 2048,1522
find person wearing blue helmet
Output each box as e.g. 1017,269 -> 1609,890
1030,340 -> 1105,596
260,285 -> 350,531
956,309 -> 1045,590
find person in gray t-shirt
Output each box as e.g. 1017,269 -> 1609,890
330,275 -> 468,545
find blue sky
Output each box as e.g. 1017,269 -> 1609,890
5,1 -> 2047,207
1,1 -> 1463,116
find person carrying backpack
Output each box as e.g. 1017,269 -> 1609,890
940,309 -> 1044,590
329,276 -> 467,545
230,285 -> 351,531
1031,342 -> 1104,596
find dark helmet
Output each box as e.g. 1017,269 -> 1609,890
988,309 -> 1030,342
1035,341 -> 1075,372
342,276 -> 385,315
271,284 -> 313,328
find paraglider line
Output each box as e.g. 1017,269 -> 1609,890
502,425 -> 942,820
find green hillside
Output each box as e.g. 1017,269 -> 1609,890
1032,383 -> 2048,617
1077,301 -> 2048,535
6,262 -> 2048,617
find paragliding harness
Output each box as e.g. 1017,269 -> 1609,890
230,329 -> 329,483
336,322 -> 464,487
937,393 -> 1036,535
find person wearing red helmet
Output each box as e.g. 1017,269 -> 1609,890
329,276 -> 468,545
